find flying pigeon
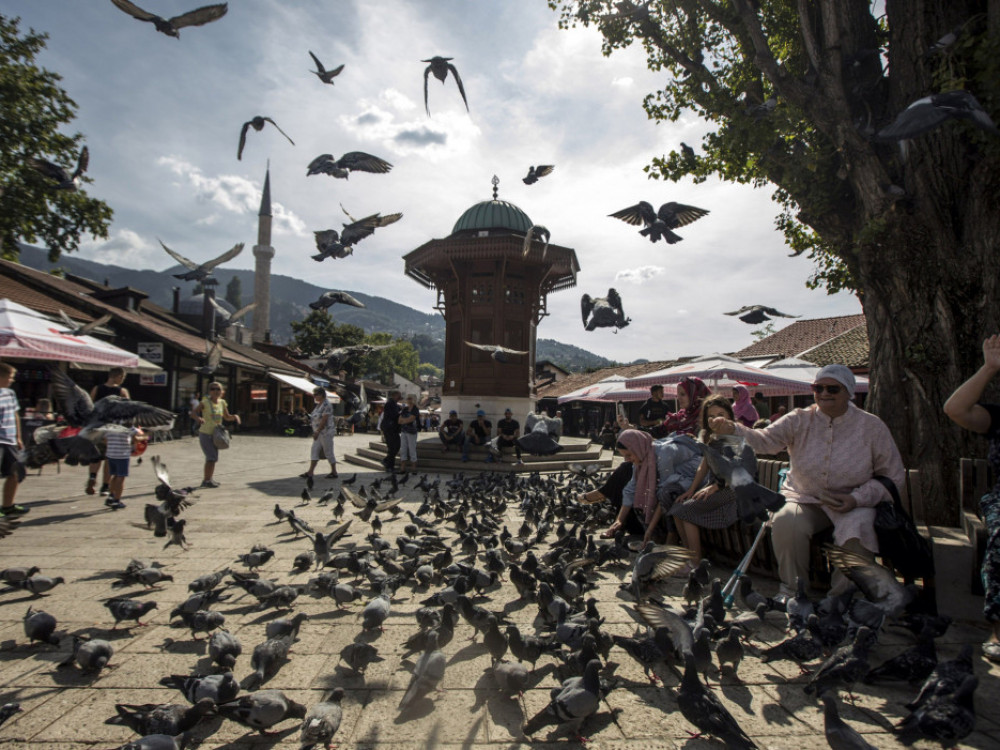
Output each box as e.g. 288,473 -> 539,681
319,344 -> 391,373
207,297 -> 255,327
306,152 -> 393,179
29,146 -> 89,190
309,291 -> 366,310
312,212 -> 402,261
609,200 -> 710,243
698,441 -> 786,521
308,51 -> 344,84
464,341 -> 529,363
523,165 -> 554,184
422,56 -> 468,115
195,339 -> 222,376
521,224 -> 551,258
877,90 -> 998,140
109,0 -> 228,38
159,240 -> 244,282
581,288 -> 630,332
237,116 -> 294,160
723,305 -> 800,325
55,309 -> 112,336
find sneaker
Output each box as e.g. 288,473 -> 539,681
983,642 -> 1000,664
200,479 -> 220,489
105,498 -> 126,510
516,459 -> 524,465
85,477 -> 96,495
99,483 -> 110,496
0,505 -> 29,516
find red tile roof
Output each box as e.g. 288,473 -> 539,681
536,358 -> 693,399
732,314 -> 866,358
800,324 -> 869,368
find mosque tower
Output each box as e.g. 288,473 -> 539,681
252,166 -> 274,343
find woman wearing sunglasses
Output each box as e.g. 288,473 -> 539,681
192,381 -> 241,488
709,364 -> 905,600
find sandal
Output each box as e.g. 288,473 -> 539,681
983,642 -> 1000,663
326,472 -> 339,479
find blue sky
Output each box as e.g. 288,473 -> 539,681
10,0 -> 862,361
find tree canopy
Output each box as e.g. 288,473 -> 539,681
290,310 -> 363,357
549,0 -> 1000,523
0,15 -> 112,261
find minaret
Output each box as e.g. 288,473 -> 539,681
252,166 -> 274,343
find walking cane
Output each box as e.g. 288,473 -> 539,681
722,512 -> 772,609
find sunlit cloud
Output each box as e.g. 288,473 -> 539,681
616,265 -> 666,283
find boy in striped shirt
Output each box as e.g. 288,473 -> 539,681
0,363 -> 27,517
103,426 -> 144,510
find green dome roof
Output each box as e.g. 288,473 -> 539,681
451,199 -> 533,235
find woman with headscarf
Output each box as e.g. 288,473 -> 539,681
598,428 -> 702,541
731,385 -> 759,427
650,376 -> 711,437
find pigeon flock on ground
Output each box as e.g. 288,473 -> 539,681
0,450 -> 986,749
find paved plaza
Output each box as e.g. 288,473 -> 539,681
0,431 -> 997,749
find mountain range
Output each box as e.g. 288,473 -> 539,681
14,244 -> 617,372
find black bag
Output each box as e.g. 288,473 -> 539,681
872,475 -> 935,579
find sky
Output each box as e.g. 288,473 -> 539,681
9,0 -> 862,362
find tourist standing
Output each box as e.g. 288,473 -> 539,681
192,382 -> 240,488
381,390 -> 402,472
86,367 -> 130,496
0,363 -> 27,517
398,394 -> 420,472
302,387 -> 338,481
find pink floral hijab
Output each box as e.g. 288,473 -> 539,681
617,429 -> 658,524
732,385 -> 759,426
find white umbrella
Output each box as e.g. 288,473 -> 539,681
0,298 -> 139,368
625,353 -> 818,395
763,356 -> 869,393
557,375 -> 654,404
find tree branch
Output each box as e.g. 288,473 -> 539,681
797,0 -> 824,74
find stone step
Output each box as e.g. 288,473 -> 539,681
343,449 -> 614,474
363,439 -> 604,461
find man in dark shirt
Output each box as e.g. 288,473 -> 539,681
438,409 -> 464,452
639,384 -> 670,437
462,409 -> 492,462
753,391 -> 770,420
495,408 -> 523,465
380,390 -> 402,472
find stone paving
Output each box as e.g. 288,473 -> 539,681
0,431 -> 996,749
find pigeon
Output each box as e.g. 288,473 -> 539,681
398,630 -> 447,711
59,635 -> 113,672
0,566 -> 40,584
207,296 -> 255,326
677,653 -> 757,748
877,90 -> 999,140
172,609 -> 225,639
23,606 -> 59,646
299,687 -> 344,750
108,734 -> 190,750
237,116 -> 293,160
581,288 -> 631,332
522,659 -> 602,742
821,694 -> 877,750
307,152 -> 393,180
7,575 -> 65,597
109,0 -> 228,38
907,644 -> 974,711
188,568 -> 228,593
56,309 -> 113,336
630,542 -> 694,601
216,689 -> 307,734
308,51 -> 344,84
29,146 -> 89,190
312,212 -> 402,261
108,699 -> 214,737
865,626 -> 938,685
724,305 -> 801,325
308,291 -> 365,310
716,627 -> 746,675
208,629 -> 242,669
824,546 -> 916,618
698,441 -> 785,521
520,224 -> 552,259
160,672 -> 239,704
171,589 -> 230,617
422,56 -> 469,115
0,703 -> 21,728
493,660 -> 530,696
237,547 -> 275,571
361,593 -> 391,632
896,674 -> 977,746
612,632 -> 669,683
523,165 -> 554,184
105,598 -> 158,628
339,642 -> 382,674
115,566 -> 174,589
609,200 -> 710,243
164,517 -> 189,551
194,339 -> 222,377
265,612 -> 307,641
247,634 -> 293,688
158,240 -> 243,282
804,626 -> 877,698
464,341 -> 529,363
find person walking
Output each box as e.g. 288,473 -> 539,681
0,363 -> 27,518
192,382 -> 240,488
301,387 -> 338,481
85,367 -> 130,496
380,390 -> 402,473
103,426 -> 145,510
398,394 -> 420,472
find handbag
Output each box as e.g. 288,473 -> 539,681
872,475 -> 934,579
212,425 -> 231,450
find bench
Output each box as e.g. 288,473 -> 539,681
701,460 -> 934,604
959,457 -> 993,596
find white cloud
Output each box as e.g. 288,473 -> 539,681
79,228 -> 157,266
616,265 -> 666,283
611,76 -> 634,88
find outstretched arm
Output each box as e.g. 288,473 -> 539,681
944,334 -> 1000,435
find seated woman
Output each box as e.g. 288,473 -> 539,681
601,429 -> 703,542
731,385 -> 759,427
669,395 -> 756,561
710,364 -> 905,598
943,333 -> 1000,663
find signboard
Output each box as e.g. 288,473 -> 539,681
137,342 -> 164,363
140,372 -> 168,387
251,389 -> 268,401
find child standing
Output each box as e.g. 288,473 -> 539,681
0,363 -> 27,517
103,426 -> 144,510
